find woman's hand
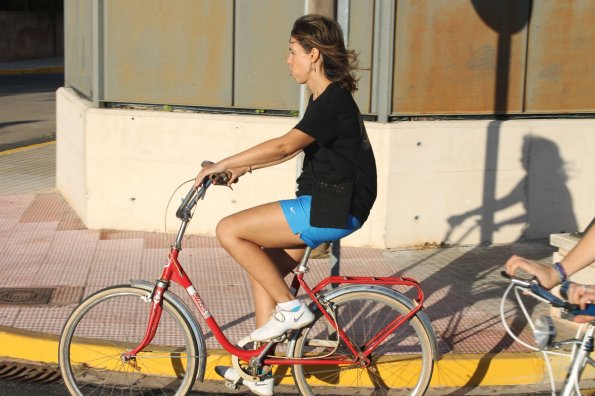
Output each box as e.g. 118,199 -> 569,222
226,166 -> 251,186
504,255 -> 559,289
567,283 -> 595,322
568,283 -> 595,309
194,161 -> 228,189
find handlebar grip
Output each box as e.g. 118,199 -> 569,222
201,160 -> 231,185
569,304 -> 595,317
209,171 -> 232,185
529,282 -> 574,309
502,272 -> 595,317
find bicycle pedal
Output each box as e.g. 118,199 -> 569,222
271,334 -> 286,343
224,378 -> 241,390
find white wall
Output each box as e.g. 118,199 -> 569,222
57,88 -> 595,248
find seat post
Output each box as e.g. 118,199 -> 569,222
296,246 -> 312,273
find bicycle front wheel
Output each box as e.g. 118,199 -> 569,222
59,286 -> 199,395
290,289 -> 435,396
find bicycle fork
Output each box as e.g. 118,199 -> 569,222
121,279 -> 170,362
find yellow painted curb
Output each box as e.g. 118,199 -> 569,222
0,326 -> 60,363
0,140 -> 55,156
0,326 -> 591,388
0,66 -> 64,75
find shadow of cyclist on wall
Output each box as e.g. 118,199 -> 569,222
411,135 -> 577,393
446,135 -> 577,243
436,135 -> 577,392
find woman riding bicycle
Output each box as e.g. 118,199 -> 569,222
505,220 -> 595,323
194,14 -> 377,395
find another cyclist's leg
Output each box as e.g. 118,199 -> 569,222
216,202 -> 314,341
291,290 -> 434,396
59,286 -> 198,396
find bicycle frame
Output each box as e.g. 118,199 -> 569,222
501,275 -> 595,395
122,181 -> 426,368
124,244 -> 426,367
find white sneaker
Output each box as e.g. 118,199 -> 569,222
215,366 -> 274,396
250,302 -> 315,342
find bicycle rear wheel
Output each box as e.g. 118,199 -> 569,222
290,289 -> 435,396
59,286 -> 199,395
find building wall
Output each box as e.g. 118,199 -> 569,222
64,1 -> 595,116
0,11 -> 64,61
57,88 -> 595,248
58,0 -> 595,247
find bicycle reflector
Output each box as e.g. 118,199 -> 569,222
533,315 -> 556,349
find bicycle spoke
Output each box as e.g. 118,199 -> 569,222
291,289 -> 434,396
59,287 -> 199,395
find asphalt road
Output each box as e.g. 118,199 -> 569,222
0,378 -> 563,396
0,73 -> 63,151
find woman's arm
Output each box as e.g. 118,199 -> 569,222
251,149 -> 303,172
226,150 -> 303,184
559,223 -> 595,278
505,223 -> 595,289
194,128 -> 314,187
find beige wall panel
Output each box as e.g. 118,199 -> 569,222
57,88 -> 595,248
104,0 -> 233,106
392,0 -> 529,115
234,1 -> 304,110
64,0 -> 93,98
525,0 -> 595,112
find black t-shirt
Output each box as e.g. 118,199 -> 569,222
295,82 -> 377,224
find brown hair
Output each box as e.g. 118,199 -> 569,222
291,14 -> 359,92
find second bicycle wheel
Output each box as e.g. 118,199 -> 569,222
59,285 -> 199,395
290,288 -> 435,396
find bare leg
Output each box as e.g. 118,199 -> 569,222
216,202 -> 307,325
249,247 -> 305,326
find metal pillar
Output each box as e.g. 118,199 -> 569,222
371,0 -> 395,122
91,0 -> 104,108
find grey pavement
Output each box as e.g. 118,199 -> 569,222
0,58 -> 590,395
0,57 -> 63,151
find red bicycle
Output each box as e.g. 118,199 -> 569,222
58,169 -> 439,395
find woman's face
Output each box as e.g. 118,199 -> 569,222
287,36 -> 312,84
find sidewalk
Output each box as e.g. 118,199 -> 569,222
3,143 -> 590,394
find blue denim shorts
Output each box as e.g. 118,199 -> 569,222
279,195 -> 362,248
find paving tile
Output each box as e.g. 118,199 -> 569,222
0,306 -> 20,327
19,192 -> 70,223
12,305 -> 74,334
0,144 -> 55,195
0,194 -> 35,220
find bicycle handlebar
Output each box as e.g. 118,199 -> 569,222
501,271 -> 595,317
175,161 -> 231,220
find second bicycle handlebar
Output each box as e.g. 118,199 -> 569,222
501,271 -> 595,317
